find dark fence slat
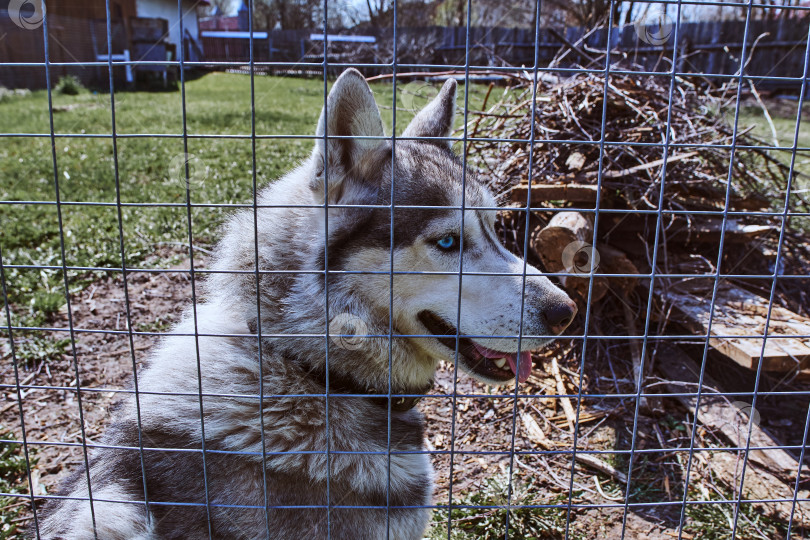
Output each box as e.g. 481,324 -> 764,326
2,17 -> 810,89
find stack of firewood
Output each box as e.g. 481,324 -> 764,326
451,67 -> 810,524
457,70 -> 810,374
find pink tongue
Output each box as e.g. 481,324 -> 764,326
472,343 -> 533,383
507,351 -> 533,383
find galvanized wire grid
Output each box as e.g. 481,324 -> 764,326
0,0 -> 809,539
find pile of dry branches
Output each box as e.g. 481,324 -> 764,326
473,72 -> 789,210
458,70 -> 810,318
455,67 -> 810,529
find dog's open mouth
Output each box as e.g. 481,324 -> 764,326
418,311 -> 533,383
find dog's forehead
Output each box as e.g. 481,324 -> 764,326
390,142 -> 493,208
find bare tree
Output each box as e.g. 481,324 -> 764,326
358,0 -> 436,27
252,0 -> 280,30
201,0 -> 237,17
431,0 -> 535,27
249,0 -> 329,29
542,0 -> 621,27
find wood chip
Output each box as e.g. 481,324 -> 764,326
550,358 -> 576,432
520,411 -> 551,450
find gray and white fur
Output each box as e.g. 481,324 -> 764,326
36,69 -> 576,539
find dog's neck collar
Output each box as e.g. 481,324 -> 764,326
311,368 -> 432,412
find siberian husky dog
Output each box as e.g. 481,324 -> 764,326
37,68 -> 576,539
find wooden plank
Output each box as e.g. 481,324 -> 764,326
511,183 -> 599,205
656,344 -> 802,478
610,216 -> 776,243
659,281 -> 810,371
657,345 -> 810,527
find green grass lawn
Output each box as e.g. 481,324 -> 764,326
727,100 -> 810,200
0,72 -> 490,327
731,100 -> 810,150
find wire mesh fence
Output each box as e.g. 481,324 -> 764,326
1,0 -> 810,538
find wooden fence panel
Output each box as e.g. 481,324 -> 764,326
2,16 -> 809,89
0,10 -> 131,90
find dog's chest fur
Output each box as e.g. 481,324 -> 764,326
139,364 -> 433,540
38,312 -> 434,539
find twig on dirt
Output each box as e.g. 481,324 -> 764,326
0,400 -> 19,415
575,453 -> 628,484
550,358 -> 576,432
520,411 -> 552,450
664,531 -> 694,539
593,475 -> 624,501
515,455 -> 595,494
153,241 -> 213,255
97,343 -> 152,359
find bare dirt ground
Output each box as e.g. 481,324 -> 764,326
2,257 -> 807,538
0,250 -> 197,501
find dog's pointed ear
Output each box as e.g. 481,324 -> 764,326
311,69 -> 385,201
402,78 -> 457,147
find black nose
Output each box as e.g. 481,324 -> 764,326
545,300 -> 577,335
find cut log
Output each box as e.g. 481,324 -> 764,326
599,244 -> 639,297
529,215 -> 642,308
656,343 -> 802,478
530,212 -> 608,306
532,212 -> 592,273
659,281 -> 810,371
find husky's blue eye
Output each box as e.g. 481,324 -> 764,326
436,235 -> 457,250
